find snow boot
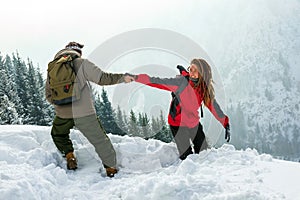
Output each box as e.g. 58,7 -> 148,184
106,167 -> 118,178
66,152 -> 77,170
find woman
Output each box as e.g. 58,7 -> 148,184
134,58 -> 230,160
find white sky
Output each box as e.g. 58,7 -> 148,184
1,0 -> 299,81
1,0 -> 187,73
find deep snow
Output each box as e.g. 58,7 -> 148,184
0,125 -> 299,200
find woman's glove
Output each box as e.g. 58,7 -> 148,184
225,124 -> 230,142
177,65 -> 188,74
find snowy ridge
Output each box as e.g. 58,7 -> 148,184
1,125 -> 300,200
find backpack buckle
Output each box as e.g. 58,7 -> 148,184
64,84 -> 70,93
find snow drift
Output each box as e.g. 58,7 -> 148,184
0,125 -> 299,200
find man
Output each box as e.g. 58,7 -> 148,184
46,42 -> 134,177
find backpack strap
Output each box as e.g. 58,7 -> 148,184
174,65 -> 189,97
173,76 -> 189,97
69,56 -> 77,76
60,53 -> 79,75
169,76 -> 189,120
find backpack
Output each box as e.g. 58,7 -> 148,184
47,54 -> 80,105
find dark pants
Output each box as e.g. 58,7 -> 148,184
51,114 -> 116,168
170,123 -> 208,160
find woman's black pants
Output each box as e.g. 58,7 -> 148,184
170,123 -> 207,160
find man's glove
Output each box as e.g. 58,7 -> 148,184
225,124 -> 230,142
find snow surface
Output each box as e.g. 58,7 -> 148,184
0,125 -> 300,200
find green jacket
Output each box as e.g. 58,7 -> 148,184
46,49 -> 124,118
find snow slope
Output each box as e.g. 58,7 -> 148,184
0,125 -> 299,200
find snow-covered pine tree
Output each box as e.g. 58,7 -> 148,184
3,55 -> 22,115
232,103 -> 247,149
136,112 -> 143,137
98,87 -> 123,135
140,113 -> 151,139
0,61 -> 20,124
26,60 -> 49,125
278,53 -> 292,92
13,52 -> 30,123
116,105 -> 126,136
0,95 -> 19,125
291,125 -> 300,161
123,110 -> 129,132
264,88 -> 274,101
254,123 -> 262,152
151,116 -> 160,134
0,60 -> 9,97
128,109 -> 138,136
152,110 -> 173,143
35,65 -> 54,125
94,93 -> 101,116
95,89 -> 125,135
0,52 -> 3,69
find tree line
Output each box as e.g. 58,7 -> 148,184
0,52 -> 173,142
93,88 -> 173,142
0,52 -> 53,125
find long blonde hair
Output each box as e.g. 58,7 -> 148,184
190,58 -> 215,106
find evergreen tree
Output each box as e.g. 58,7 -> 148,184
128,109 -> 138,136
35,65 -> 54,125
116,105 -> 126,136
123,110 -> 129,133
140,113 -> 151,139
261,124 -> 271,154
268,122 -> 273,133
151,116 -> 160,134
291,125 -> 300,159
0,64 -> 21,124
152,110 -> 173,143
94,93 -> 101,117
138,113 -> 143,126
272,125 -> 288,158
3,55 -> 22,115
264,88 -> 274,101
26,60 -> 49,125
278,53 -> 292,92
135,112 -> 143,136
232,103 -> 247,149
254,123 -> 262,152
98,88 -> 115,133
0,68 -> 9,97
0,52 -> 54,125
0,95 -> 19,124
26,60 -> 38,124
98,88 -> 123,135
0,52 -> 3,69
13,52 -> 30,123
